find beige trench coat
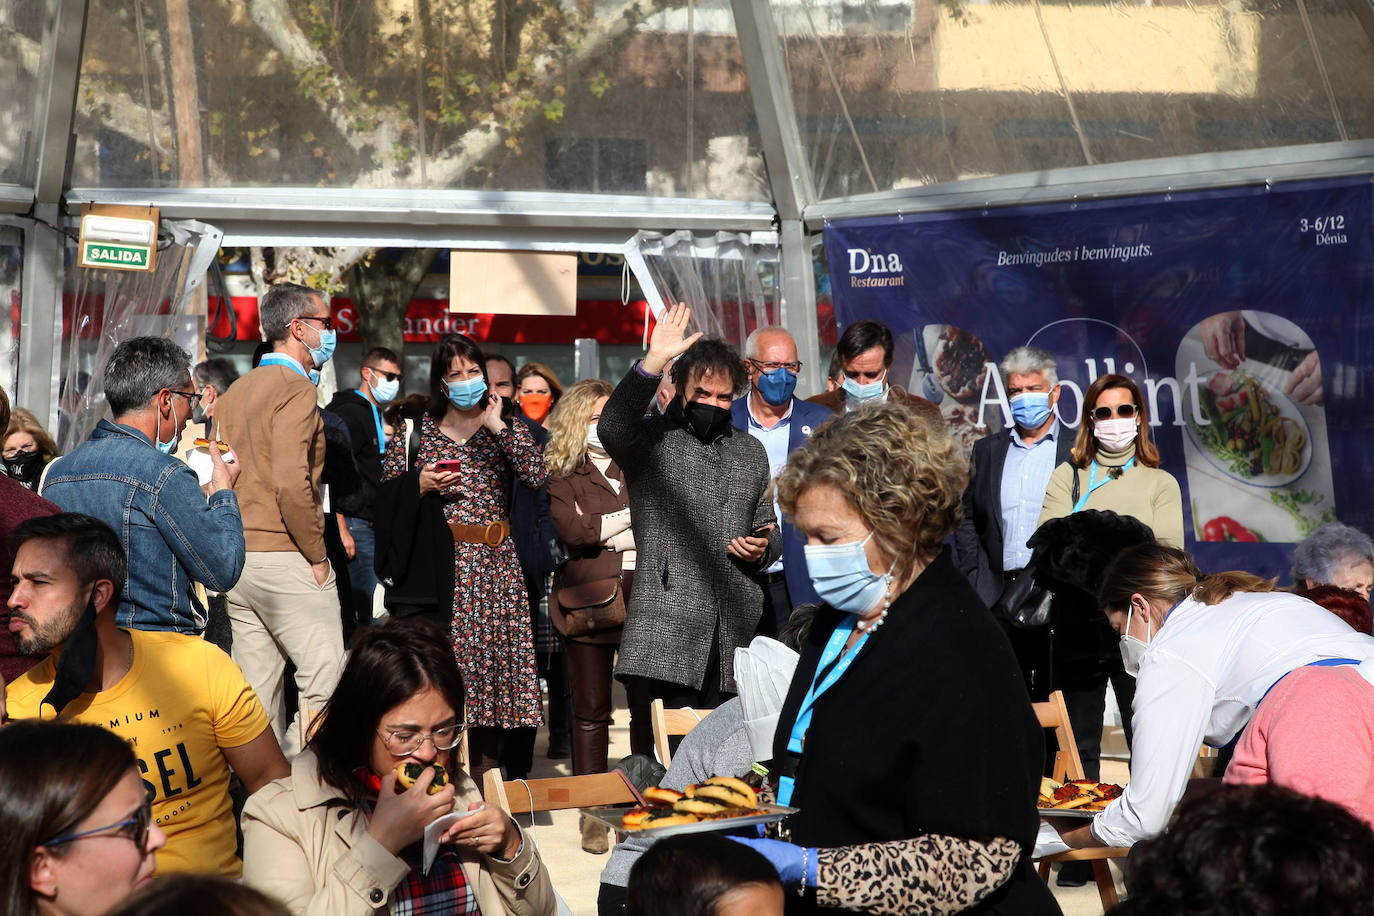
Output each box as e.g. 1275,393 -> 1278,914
242,752 -> 555,916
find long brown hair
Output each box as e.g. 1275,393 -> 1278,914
1099,543 -> 1277,616
1070,374 -> 1162,469
0,722 -> 139,916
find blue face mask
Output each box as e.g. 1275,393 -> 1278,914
841,372 -> 886,404
755,367 -> 797,406
1009,392 -> 1052,429
308,369 -> 321,386
803,531 -> 894,615
445,376 -> 488,410
306,325 -> 336,369
155,409 -> 178,455
371,377 -> 400,404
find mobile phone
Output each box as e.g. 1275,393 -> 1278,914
751,525 -> 772,539
434,459 -> 462,473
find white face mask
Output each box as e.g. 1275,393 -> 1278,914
586,422 -> 606,454
1094,417 -> 1139,452
1119,606 -> 1152,677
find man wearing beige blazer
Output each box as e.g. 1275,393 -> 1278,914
215,282 -> 344,754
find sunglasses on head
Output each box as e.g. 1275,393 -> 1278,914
1092,403 -> 1138,421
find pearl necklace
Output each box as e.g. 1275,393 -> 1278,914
856,577 -> 895,634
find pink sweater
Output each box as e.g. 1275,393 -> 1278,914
1225,664 -> 1374,827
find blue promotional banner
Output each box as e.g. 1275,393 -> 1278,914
825,176 -> 1374,580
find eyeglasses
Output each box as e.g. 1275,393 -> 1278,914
377,723 -> 466,757
1091,403 -> 1137,421
168,390 -> 203,410
367,368 -> 404,383
748,359 -> 802,374
44,798 -> 153,851
2,445 -> 35,459
297,315 -> 334,332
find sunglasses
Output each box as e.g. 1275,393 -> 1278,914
297,315 -> 334,332
44,796 -> 153,851
1091,403 -> 1138,422
368,368 -> 404,383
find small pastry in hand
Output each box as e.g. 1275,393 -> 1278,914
396,761 -> 449,795
193,438 -> 232,453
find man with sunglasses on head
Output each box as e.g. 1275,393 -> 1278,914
215,282 -> 345,755
730,326 -> 832,631
3,513 -> 289,877
327,346 -> 404,634
41,337 -> 245,636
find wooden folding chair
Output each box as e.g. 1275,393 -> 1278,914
482,767 -> 641,816
650,698 -> 712,767
1033,690 -> 1132,911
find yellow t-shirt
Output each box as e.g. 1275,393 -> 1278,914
6,630 -> 270,876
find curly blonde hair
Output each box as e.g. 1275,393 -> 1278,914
776,401 -> 967,573
545,378 -> 614,478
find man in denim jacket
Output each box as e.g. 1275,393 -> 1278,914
42,337 -> 246,634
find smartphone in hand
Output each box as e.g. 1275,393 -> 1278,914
751,525 -> 772,539
434,459 -> 462,474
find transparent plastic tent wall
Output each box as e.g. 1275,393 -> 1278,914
2,0 -> 1374,418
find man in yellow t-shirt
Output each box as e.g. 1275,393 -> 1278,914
3,514 -> 289,876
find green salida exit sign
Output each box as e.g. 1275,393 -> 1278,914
80,242 -> 151,270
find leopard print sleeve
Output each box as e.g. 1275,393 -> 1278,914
815,834 -> 1022,916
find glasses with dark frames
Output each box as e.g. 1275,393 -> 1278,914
297,315 -> 335,331
44,797 -> 153,850
1091,403 -> 1137,422
168,390 -> 203,409
748,358 -> 803,374
368,368 -> 404,382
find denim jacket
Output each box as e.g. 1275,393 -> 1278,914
42,419 -> 246,633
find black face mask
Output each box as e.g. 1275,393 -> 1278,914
4,450 -> 41,482
674,399 -> 732,443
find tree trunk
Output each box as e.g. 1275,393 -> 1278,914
345,248 -> 441,359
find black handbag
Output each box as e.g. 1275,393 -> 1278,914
991,564 -> 1053,629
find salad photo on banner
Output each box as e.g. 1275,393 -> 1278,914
824,176 -> 1374,578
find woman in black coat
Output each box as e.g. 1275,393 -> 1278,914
734,402 -> 1061,915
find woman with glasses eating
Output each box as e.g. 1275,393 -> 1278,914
1,720 -> 166,916
1038,373 -> 1183,547
242,618 -> 554,916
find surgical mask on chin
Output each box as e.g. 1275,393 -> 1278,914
155,411 -> 178,455
841,372 -> 885,404
371,377 -> 400,404
804,531 -> 895,615
755,367 -> 797,406
1094,417 -> 1138,452
306,326 -> 337,369
1119,614 -> 1152,677
308,369 -> 321,387
1009,392 -> 1052,429
445,376 -> 488,410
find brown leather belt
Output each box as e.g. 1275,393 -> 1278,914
449,519 -> 510,547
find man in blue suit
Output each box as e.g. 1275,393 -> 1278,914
731,326 -> 832,632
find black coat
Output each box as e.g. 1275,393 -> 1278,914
955,425 -> 1074,607
372,467 -> 454,616
775,549 -> 1059,916
325,389 -> 383,521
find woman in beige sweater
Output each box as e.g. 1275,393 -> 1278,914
1039,373 -> 1184,546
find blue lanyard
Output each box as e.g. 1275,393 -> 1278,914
357,390 -> 385,455
1072,458 -> 1135,513
259,353 -> 309,381
778,618 -> 869,806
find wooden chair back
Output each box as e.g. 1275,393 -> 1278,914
482,767 -> 640,816
650,698 -> 712,767
1031,690 -> 1131,911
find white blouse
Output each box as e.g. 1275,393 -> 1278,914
1091,590 -> 1374,847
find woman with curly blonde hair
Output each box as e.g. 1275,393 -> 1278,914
545,379 -> 648,852
730,402 -> 1058,915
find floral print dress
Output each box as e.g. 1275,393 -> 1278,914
381,413 -> 546,728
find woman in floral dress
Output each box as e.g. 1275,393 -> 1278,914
381,333 -> 546,781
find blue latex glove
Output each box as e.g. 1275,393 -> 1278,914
728,836 -> 818,887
